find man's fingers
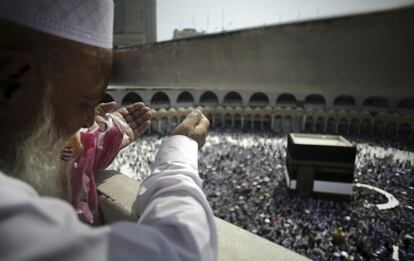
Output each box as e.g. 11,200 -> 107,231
123,106 -> 151,123
117,107 -> 128,118
133,120 -> 151,137
95,102 -> 117,116
170,110 -> 209,150
60,148 -> 74,161
194,116 -> 209,149
61,152 -> 71,158
61,147 -> 73,153
196,115 -> 210,130
100,102 -> 117,113
117,102 -> 144,119
128,107 -> 152,122
194,116 -> 209,138
126,110 -> 152,130
181,110 -> 203,128
124,102 -> 145,115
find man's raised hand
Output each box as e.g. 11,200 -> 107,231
170,110 -> 210,150
114,102 -> 152,143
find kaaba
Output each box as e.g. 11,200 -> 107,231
286,133 -> 356,201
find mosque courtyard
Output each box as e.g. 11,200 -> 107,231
108,130 -> 414,260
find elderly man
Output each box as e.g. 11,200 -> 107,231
0,1 -> 217,261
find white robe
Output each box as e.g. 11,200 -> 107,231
0,135 -> 218,261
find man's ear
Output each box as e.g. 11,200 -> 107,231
0,50 -> 35,113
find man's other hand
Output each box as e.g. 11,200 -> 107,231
171,110 -> 210,150
115,102 -> 152,142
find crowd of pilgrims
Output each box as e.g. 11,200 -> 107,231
108,130 -> 414,260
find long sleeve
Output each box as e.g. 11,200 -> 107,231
0,135 -> 218,261
135,135 -> 218,261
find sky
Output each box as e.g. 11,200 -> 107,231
156,0 -> 414,41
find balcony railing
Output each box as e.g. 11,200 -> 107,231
96,170 -> 311,261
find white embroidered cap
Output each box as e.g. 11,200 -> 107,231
0,0 -> 114,49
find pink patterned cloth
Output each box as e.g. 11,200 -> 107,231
70,118 -> 124,224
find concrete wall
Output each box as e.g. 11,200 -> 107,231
96,171 -> 310,261
110,6 -> 414,102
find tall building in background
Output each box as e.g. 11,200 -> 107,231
113,0 -> 156,48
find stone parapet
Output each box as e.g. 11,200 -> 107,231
96,170 -> 311,261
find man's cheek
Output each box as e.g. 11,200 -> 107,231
70,118 -> 84,135
55,116 -> 80,139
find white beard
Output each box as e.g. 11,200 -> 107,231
11,94 -> 66,198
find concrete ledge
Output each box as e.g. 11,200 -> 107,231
214,218 -> 310,261
96,170 -> 310,261
97,170 -> 139,223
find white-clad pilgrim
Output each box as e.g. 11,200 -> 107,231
0,0 -> 217,260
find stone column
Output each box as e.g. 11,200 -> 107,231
346,120 -> 350,134
302,115 -> 307,131
335,120 -> 339,134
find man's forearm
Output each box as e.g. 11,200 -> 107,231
135,135 -> 218,261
